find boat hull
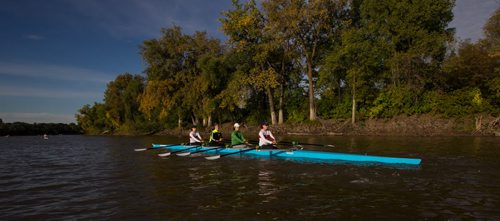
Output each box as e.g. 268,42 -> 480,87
152,144 -> 421,165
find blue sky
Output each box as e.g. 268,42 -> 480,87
0,0 -> 498,123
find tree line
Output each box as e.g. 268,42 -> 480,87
0,119 -> 81,136
76,0 -> 499,134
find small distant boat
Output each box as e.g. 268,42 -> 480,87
43,134 -> 48,140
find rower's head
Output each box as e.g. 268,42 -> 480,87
260,122 -> 269,130
191,126 -> 197,132
234,123 -> 240,131
214,124 -> 219,130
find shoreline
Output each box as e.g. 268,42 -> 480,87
153,115 -> 499,138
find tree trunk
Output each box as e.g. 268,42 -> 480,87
191,115 -> 197,126
338,79 -> 342,103
307,61 -> 316,121
266,86 -> 277,125
475,114 -> 482,131
207,115 -> 212,128
351,74 -> 356,125
202,117 -> 207,127
278,83 -> 284,125
178,115 -> 182,128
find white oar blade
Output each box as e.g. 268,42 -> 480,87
176,152 -> 191,156
205,155 -> 221,160
326,145 -> 335,147
158,152 -> 171,157
134,148 -> 147,152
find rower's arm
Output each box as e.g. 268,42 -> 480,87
259,131 -> 273,145
190,133 -> 202,142
232,132 -> 244,143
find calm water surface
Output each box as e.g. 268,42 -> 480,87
1,135 -> 499,220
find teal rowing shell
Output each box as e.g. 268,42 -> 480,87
152,144 -> 421,165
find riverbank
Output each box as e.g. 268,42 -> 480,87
155,115 -> 499,138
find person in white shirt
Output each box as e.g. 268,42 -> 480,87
189,126 -> 203,145
258,122 -> 277,149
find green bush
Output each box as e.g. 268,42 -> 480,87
421,87 -> 494,117
318,95 -> 352,119
368,85 -> 421,118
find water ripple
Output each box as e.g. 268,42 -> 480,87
1,135 -> 499,220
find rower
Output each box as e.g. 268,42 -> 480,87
189,126 -> 203,145
208,124 -> 224,146
231,123 -> 248,148
258,122 -> 277,149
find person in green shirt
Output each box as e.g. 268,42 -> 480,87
231,123 -> 248,148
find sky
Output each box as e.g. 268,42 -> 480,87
0,0 -> 498,123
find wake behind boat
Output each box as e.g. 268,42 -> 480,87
152,144 -> 422,165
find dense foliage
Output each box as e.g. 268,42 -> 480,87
76,0 -> 499,134
0,119 -> 81,136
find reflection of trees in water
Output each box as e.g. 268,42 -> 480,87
257,169 -> 280,203
349,137 -> 357,152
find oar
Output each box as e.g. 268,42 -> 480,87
280,141 -> 335,147
135,147 -> 154,152
177,146 -> 226,157
134,144 -> 178,152
205,147 -> 256,160
158,145 -> 201,157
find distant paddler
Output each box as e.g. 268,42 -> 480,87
189,126 -> 203,145
208,124 -> 224,146
231,123 -> 248,148
258,122 -> 277,149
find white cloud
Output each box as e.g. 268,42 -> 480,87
0,62 -> 114,83
23,34 -> 45,40
0,112 -> 75,123
0,84 -> 102,99
68,0 -> 225,39
69,0 -> 176,38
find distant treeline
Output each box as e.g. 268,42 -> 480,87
76,0 -> 499,135
0,119 -> 81,136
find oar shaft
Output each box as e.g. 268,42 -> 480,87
135,144 -> 179,151
171,145 -> 200,154
192,146 -> 224,154
280,141 -> 334,147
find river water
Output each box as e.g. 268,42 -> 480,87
0,135 -> 499,220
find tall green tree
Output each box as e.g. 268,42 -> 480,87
480,8 -> 500,106
76,102 -> 109,134
481,8 -> 500,57
140,26 -> 224,128
139,26 -> 189,127
221,0 -> 281,125
104,73 -> 145,130
262,0 -> 303,124
263,0 -> 349,121
322,0 -> 455,123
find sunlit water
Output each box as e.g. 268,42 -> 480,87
1,135 -> 499,220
